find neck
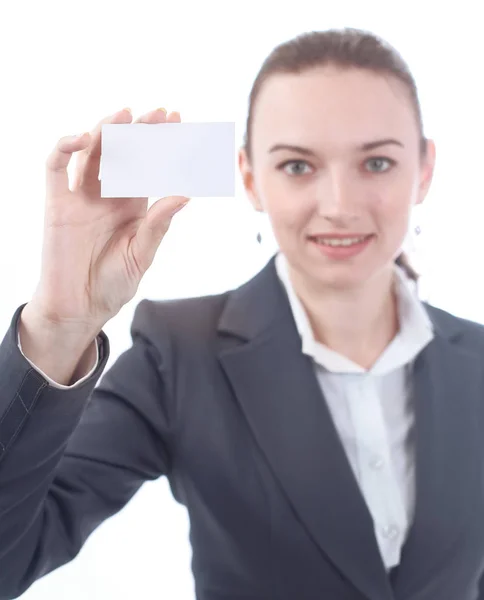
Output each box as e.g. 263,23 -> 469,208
290,265 -> 399,370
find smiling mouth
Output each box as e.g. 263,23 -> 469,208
308,234 -> 374,247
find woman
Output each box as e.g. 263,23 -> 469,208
1,27 -> 483,600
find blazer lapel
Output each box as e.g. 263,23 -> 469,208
217,256 -> 394,600
394,306 -> 483,597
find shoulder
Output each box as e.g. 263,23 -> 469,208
129,291 -> 231,347
424,301 -> 484,352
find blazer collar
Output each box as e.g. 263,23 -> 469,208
273,251 -> 434,374
218,253 -> 461,344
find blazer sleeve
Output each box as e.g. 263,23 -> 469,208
0,300 -> 176,599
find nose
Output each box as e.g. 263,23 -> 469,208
315,170 -> 359,223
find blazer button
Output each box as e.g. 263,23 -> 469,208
382,524 -> 400,540
369,456 -> 384,470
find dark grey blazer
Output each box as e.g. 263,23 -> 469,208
2,255 -> 484,600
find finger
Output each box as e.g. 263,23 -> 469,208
45,133 -> 91,199
131,195 -> 190,273
131,108 -> 181,125
75,108 -> 133,190
132,107 -> 168,124
166,111 -> 181,123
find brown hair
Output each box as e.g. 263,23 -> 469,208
243,27 -> 427,282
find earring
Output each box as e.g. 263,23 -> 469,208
256,232 -> 262,244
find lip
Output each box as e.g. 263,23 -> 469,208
308,233 -> 375,260
308,233 -> 373,239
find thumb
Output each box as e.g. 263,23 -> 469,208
132,196 -> 190,272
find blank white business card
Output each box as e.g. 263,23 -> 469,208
100,122 -> 236,198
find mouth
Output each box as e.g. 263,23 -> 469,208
307,233 -> 375,259
307,233 -> 374,247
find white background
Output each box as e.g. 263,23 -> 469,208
0,0 -> 483,598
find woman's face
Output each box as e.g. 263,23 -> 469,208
239,66 -> 436,291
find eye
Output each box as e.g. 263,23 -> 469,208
276,157 -> 397,176
365,157 -> 396,172
276,160 -> 312,176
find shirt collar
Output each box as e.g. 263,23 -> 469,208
274,251 -> 434,374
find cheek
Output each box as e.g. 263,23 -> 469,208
373,191 -> 412,226
372,197 -> 414,253
259,186 -> 299,225
261,182 -> 313,230
266,200 -> 311,234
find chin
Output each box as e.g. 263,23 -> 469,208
317,270 -> 369,291
305,258 -> 388,292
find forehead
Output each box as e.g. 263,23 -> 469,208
252,67 -> 417,150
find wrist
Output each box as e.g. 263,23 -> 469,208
21,302 -> 102,349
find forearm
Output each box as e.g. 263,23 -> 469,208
0,303 -> 110,598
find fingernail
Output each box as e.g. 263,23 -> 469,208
157,107 -> 167,114
122,107 -> 132,114
171,200 -> 189,215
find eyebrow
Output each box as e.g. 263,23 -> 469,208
268,138 -> 404,156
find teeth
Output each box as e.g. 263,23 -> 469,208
314,236 -> 368,247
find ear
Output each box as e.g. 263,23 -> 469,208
415,139 -> 436,206
238,147 -> 264,212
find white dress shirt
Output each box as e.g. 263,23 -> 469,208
17,252 -> 434,570
274,251 -> 434,570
